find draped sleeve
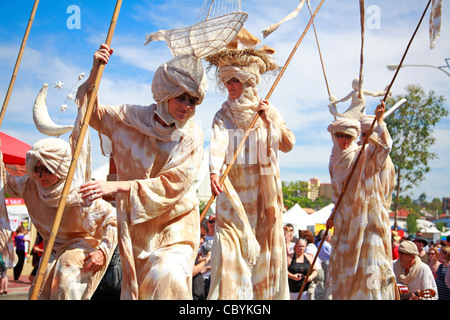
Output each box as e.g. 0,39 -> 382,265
128,125 -> 204,225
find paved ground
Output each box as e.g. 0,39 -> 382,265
0,261 -> 33,300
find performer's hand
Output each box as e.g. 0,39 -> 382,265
83,249 -> 105,273
88,43 -> 113,86
375,101 -> 385,123
79,180 -> 130,203
326,217 -> 334,229
257,100 -> 271,127
94,43 -> 113,66
210,173 -> 223,196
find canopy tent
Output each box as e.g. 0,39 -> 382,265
282,203 -> 315,235
310,203 -> 334,225
0,132 -> 31,165
416,218 -> 441,243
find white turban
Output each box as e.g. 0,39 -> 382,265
327,118 -> 361,193
25,138 -> 82,207
359,115 -> 378,134
219,65 -> 258,87
327,117 -> 361,140
26,138 -> 71,180
151,54 -> 207,127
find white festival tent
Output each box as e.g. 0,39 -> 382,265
310,203 -> 334,225
282,204 -> 315,235
282,203 -> 336,236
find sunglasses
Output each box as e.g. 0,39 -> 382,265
175,93 -> 199,106
34,165 -> 52,176
334,133 -> 353,140
207,220 -> 215,224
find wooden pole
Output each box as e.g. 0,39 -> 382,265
199,0 -> 326,222
296,0 -> 432,300
29,0 -> 123,300
0,0 -> 39,128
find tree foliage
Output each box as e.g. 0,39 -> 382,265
385,84 -> 448,211
282,180 -> 331,210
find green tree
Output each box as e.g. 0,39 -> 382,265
385,84 -> 448,229
406,211 -> 421,235
282,181 -> 331,210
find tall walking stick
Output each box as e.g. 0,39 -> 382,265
29,0 -> 123,300
199,0 -> 326,222
297,0 -> 432,300
0,0 -> 39,128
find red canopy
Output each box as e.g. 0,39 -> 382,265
0,132 -> 31,165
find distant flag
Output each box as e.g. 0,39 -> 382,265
429,0 -> 442,49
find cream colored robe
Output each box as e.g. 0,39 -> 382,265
4,168 -> 117,300
76,83 -> 202,300
327,123 -> 399,300
0,152 -> 17,269
208,104 -> 295,300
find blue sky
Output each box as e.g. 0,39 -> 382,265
1,0 -> 449,202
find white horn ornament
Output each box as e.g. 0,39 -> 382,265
33,83 -> 74,136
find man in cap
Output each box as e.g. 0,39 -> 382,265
413,236 -> 429,264
393,240 -> 437,299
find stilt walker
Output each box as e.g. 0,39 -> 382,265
205,28 -> 295,300
298,0 -> 435,300
76,1 -> 247,300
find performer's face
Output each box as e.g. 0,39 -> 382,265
226,78 -> 243,99
168,93 -> 198,122
334,132 -> 353,150
33,161 -> 59,187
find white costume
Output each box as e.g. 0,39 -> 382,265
3,138 -> 117,300
206,45 -> 295,299
326,117 -> 399,300
76,54 -> 206,300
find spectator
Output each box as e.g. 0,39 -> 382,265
317,231 -> 332,283
413,236 -> 429,264
29,233 -> 44,283
0,253 -> 8,295
436,246 -> 450,300
427,246 -> 441,279
287,238 -> 318,300
13,225 -> 29,282
393,240 -> 437,300
201,215 -> 215,296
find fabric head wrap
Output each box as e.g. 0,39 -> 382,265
152,54 -> 207,127
359,115 -> 378,134
327,117 -> 361,140
327,118 -> 361,198
25,138 -> 82,207
219,65 -> 258,87
218,65 -> 262,130
26,138 -> 71,180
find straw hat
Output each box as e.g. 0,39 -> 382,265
205,28 -> 279,81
